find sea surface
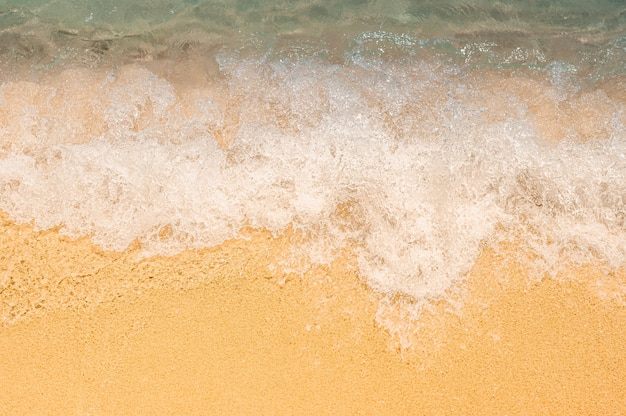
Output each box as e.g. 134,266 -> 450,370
1,0 -> 625,312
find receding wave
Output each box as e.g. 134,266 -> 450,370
1,50 -> 625,304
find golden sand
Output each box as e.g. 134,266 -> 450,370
0,211 -> 625,415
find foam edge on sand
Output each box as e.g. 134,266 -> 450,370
0,211 -> 625,414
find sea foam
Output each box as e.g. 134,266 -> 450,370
0,54 -> 625,303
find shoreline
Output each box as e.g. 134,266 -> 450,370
1,213 -> 625,414
1,42 -> 626,415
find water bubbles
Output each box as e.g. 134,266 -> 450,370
1,49 -> 626,305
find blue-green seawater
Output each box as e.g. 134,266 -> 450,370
0,0 -> 625,76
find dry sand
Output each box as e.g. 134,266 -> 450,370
1,210 -> 625,415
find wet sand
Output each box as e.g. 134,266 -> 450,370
0,211 -> 625,415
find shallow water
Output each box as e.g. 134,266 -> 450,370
1,0 -> 625,307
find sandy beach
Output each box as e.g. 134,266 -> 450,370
1,0 -> 626,413
1,211 -> 624,415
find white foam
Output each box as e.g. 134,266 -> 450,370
0,58 -> 625,303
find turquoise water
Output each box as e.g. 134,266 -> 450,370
0,1 -> 625,314
1,0 -> 625,77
